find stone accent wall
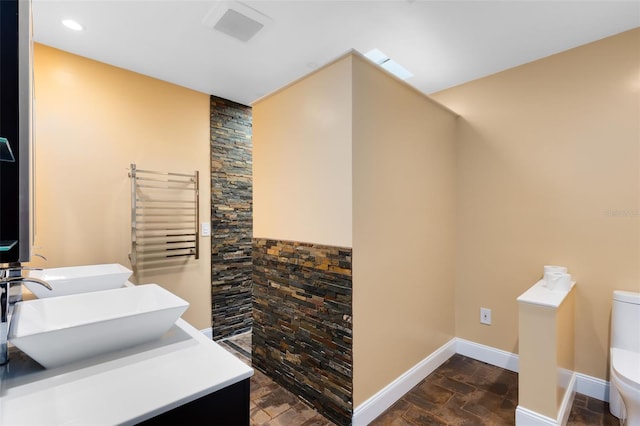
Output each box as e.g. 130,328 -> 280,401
253,238 -> 353,425
210,96 -> 252,339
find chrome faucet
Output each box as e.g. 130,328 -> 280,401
1,263 -> 52,365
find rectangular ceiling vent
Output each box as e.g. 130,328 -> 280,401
203,1 -> 271,42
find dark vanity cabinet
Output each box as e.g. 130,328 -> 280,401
138,379 -> 251,425
0,0 -> 31,263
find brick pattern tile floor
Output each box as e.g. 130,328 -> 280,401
219,333 -> 619,426
371,354 -> 619,426
218,331 -> 335,426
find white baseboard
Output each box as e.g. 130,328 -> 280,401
516,406 -> 558,426
352,338 -> 457,426
575,372 -> 609,402
455,338 -> 519,372
558,372 -> 577,425
200,327 -> 213,339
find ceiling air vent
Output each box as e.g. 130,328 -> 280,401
203,1 -> 271,42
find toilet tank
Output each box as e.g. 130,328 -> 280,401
612,290 -> 640,352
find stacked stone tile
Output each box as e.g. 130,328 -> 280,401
253,238 -> 353,425
210,96 -> 253,339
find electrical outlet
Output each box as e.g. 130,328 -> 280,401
480,308 -> 492,325
200,222 -> 211,237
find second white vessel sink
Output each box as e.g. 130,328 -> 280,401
26,263 -> 132,298
8,284 -> 189,369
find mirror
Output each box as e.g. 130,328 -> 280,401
0,0 -> 33,264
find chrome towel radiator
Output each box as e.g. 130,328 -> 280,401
128,163 -> 199,266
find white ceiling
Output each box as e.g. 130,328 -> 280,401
32,1 -> 640,106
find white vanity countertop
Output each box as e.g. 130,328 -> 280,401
0,316 -> 253,425
517,279 -> 576,308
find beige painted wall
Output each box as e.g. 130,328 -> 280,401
32,44 -> 212,329
252,56 -> 353,248
253,53 -> 457,406
433,29 -> 640,379
352,54 -> 457,406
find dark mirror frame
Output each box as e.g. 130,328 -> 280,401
0,0 -> 32,264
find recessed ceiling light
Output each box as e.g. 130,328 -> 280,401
62,19 -> 83,31
364,48 -> 413,80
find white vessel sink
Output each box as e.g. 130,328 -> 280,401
26,263 -> 132,298
8,284 -> 189,369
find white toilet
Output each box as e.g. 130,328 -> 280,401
610,290 -> 640,425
